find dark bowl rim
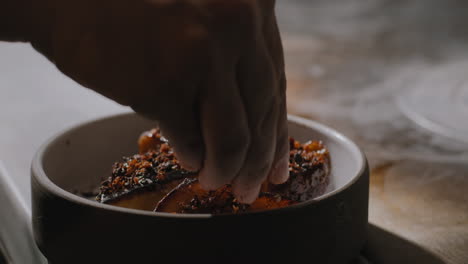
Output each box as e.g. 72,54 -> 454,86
31,113 -> 368,219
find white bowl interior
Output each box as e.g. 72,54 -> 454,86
40,114 -> 364,203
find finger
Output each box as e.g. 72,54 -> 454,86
263,11 -> 290,184
233,101 -> 279,203
198,64 -> 250,190
158,102 -> 205,172
233,41 -> 278,203
131,8 -> 210,171
130,77 -> 204,171
131,70 -> 205,172
268,73 -> 290,184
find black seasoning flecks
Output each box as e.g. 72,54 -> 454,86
97,140 -> 194,203
267,138 -> 331,202
154,178 -> 295,214
178,180 -> 251,214
97,127 -> 331,214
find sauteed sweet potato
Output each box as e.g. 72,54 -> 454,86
155,178 -> 295,214
97,128 -> 331,214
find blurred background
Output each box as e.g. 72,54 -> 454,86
0,0 -> 467,263
276,1 -> 468,263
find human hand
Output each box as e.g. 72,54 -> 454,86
30,0 -> 288,203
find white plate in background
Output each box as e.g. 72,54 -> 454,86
397,61 -> 468,145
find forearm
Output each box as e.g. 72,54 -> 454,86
0,0 -> 31,42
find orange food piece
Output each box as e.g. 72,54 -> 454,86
138,128 -> 167,154
98,128 -> 331,215
106,180 -> 183,211
155,178 -> 295,214
97,133 -> 195,208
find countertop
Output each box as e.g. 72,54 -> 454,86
277,1 -> 468,264
1,0 -> 467,263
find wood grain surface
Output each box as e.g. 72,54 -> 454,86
277,1 -> 468,263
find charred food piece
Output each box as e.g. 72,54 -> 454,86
97,139 -> 195,210
138,128 -> 167,154
155,178 -> 296,214
98,127 -> 331,213
265,138 -> 331,202
139,129 -> 331,202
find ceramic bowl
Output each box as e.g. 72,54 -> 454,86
31,113 -> 369,264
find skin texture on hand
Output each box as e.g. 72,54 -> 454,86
27,0 -> 288,203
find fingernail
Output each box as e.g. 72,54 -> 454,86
268,156 -> 290,184
233,183 -> 262,204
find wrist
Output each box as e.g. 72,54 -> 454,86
0,0 -> 32,42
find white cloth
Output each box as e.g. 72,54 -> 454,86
0,161 -> 46,263
0,42 -> 127,264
